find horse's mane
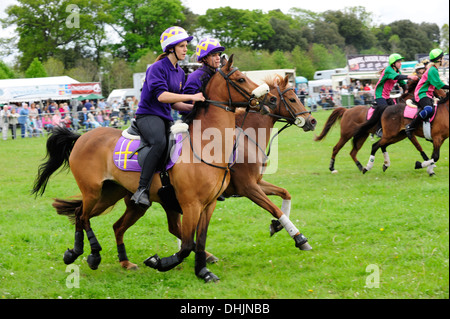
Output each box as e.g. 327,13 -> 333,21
182,100 -> 209,125
438,91 -> 449,105
264,74 -> 289,90
400,79 -> 419,100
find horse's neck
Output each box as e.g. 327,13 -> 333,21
189,104 -> 236,163
239,112 -> 275,147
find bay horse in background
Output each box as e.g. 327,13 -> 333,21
359,90 -> 448,176
223,74 -> 317,238
32,55 -> 297,283
315,80 -> 418,173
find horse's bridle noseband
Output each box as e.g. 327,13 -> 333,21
205,67 -> 273,112
273,86 -> 312,126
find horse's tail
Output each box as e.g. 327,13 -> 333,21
32,127 -> 81,197
314,107 -> 347,141
52,198 -> 83,224
352,106 -> 385,148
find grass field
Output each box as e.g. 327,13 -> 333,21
0,109 -> 448,300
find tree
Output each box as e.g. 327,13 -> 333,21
108,0 -> 186,62
440,24 -> 449,53
43,57 -> 65,76
261,16 -> 307,52
197,7 -> 274,50
25,57 -> 47,78
289,46 -> 315,79
3,0 -> 110,71
0,61 -> 15,79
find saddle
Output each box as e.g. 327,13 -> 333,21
116,119 -> 188,213
405,99 -> 437,140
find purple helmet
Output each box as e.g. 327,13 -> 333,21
160,26 -> 193,52
196,38 -> 225,61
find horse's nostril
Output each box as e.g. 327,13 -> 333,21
270,97 -> 277,104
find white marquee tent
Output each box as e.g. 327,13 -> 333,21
0,76 -> 80,104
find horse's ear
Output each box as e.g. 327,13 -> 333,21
220,53 -> 229,68
225,54 -> 234,71
283,75 -> 289,87
273,76 -> 279,88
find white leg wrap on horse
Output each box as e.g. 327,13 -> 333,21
426,163 -> 436,175
366,155 -> 375,170
421,159 -> 435,168
279,215 -> 299,238
383,152 -> 390,167
281,200 -> 291,218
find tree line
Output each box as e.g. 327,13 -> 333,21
1,0 -> 448,96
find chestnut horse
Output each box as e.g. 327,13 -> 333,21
360,91 -> 449,176
32,55 -> 279,282
224,75 -> 317,237
315,81 -> 419,173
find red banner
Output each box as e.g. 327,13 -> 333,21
70,82 -> 102,95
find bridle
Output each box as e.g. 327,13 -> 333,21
270,86 -> 312,127
204,67 -> 273,113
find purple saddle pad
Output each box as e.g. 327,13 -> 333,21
113,134 -> 183,172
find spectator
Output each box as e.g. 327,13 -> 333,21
52,110 -> 63,127
98,99 -> 106,110
62,114 -> 72,130
18,103 -> 29,138
84,99 -> 93,110
78,107 -> 92,130
42,113 -> 54,132
8,107 -> 19,139
1,105 -> 9,140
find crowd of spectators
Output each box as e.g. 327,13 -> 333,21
300,81 -> 383,111
0,97 -> 139,141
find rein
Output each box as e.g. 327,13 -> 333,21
204,67 -> 265,113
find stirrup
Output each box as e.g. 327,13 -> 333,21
131,187 -> 150,208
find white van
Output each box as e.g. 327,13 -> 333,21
107,88 -> 138,105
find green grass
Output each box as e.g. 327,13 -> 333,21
0,110 -> 448,299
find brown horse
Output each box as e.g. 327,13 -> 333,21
224,75 -> 316,238
360,91 -> 449,176
314,105 -> 373,173
32,55 -> 277,282
315,81 -> 420,173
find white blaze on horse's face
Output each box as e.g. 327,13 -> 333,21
251,83 -> 270,98
294,116 -> 306,128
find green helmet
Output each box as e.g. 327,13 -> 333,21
429,48 -> 444,62
388,53 -> 404,65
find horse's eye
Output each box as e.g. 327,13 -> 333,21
237,78 -> 245,83
289,98 -> 296,103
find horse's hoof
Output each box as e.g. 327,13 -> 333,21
269,219 -> 283,237
294,233 -> 312,251
144,254 -> 161,269
415,161 -> 423,169
298,242 -> 312,251
120,260 -> 139,270
362,168 -> 368,174
197,267 -> 220,283
331,169 -> 338,174
206,254 -> 219,264
63,248 -> 81,265
87,253 -> 102,270
382,164 -> 389,172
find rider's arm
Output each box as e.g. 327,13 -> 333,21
158,91 -> 204,104
172,102 -> 194,112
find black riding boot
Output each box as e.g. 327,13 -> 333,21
405,116 -> 421,139
131,186 -> 150,208
131,154 -> 158,208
